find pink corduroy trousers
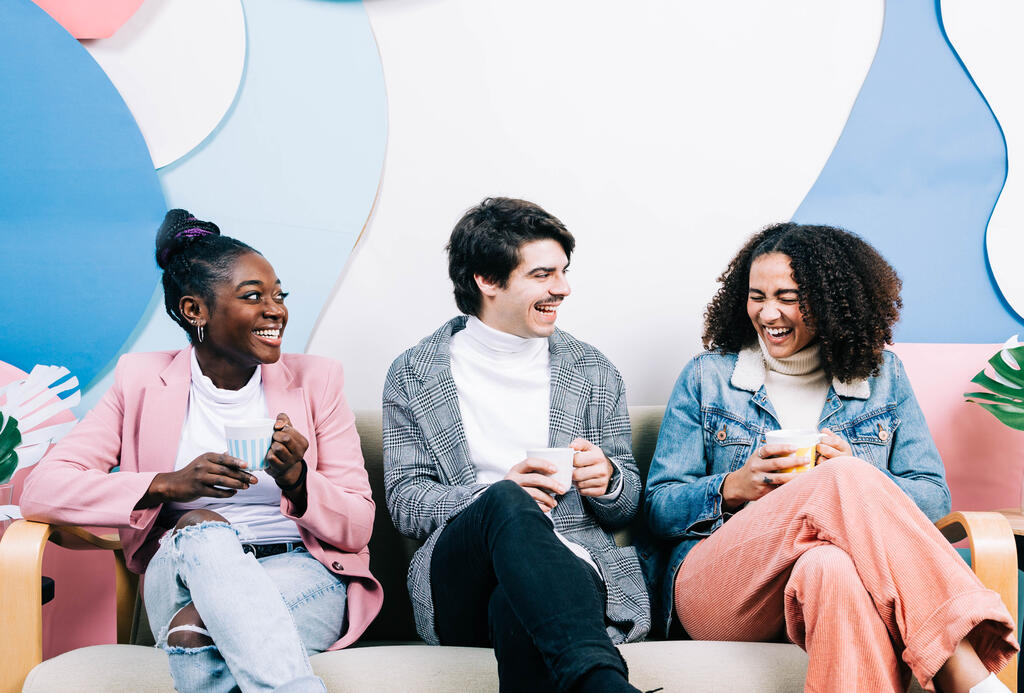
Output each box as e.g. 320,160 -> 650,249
674,457 -> 1018,693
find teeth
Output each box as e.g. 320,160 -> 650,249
536,305 -> 556,314
765,327 -> 791,337
254,329 -> 281,338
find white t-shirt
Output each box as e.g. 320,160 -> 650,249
168,349 -> 301,544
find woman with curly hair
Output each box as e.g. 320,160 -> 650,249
643,223 -> 1018,693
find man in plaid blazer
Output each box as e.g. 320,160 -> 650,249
383,198 -> 651,693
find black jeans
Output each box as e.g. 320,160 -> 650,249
430,481 -> 628,693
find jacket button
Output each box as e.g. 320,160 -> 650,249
878,429 -> 889,442
716,429 -> 727,441
331,561 -> 344,571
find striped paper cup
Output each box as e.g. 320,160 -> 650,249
224,418 -> 276,471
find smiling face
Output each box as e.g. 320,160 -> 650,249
747,252 -> 816,359
475,238 -> 570,338
187,252 -> 289,385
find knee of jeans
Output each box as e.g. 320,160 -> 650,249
480,480 -> 538,519
159,603 -> 214,650
163,643 -> 219,657
165,628 -> 214,650
159,519 -> 245,567
175,509 -> 229,530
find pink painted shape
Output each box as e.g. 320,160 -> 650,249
891,343 -> 1024,512
31,0 -> 145,40
1,362 -> 115,659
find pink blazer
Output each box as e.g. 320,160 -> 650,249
20,349 -> 382,650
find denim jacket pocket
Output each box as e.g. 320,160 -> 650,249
703,411 -> 758,473
845,408 -> 900,468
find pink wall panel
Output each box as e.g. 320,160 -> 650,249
891,343 -> 1024,512
9,468 -> 117,658
2,362 -> 116,657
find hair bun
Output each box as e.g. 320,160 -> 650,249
155,208 -> 221,269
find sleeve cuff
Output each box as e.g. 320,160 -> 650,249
594,458 -> 624,501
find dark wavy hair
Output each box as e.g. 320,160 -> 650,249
703,222 -> 902,383
446,197 -> 575,316
155,209 -> 258,342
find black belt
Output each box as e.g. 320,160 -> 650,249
241,541 -> 299,559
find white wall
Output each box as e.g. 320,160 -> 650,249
307,0 -> 884,408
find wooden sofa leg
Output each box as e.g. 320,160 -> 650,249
114,549 -> 139,645
0,521 -> 54,693
936,511 -> 1018,692
0,520 -> 134,692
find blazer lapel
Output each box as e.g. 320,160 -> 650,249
138,349 -> 191,473
411,364 -> 476,486
408,318 -> 475,486
547,331 -> 590,525
547,330 -> 586,447
262,360 -> 310,464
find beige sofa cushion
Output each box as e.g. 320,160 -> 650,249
24,642 -> 813,692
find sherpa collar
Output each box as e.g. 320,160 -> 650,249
730,345 -> 870,399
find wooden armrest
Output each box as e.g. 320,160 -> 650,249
0,520 -> 139,693
935,511 -> 1018,692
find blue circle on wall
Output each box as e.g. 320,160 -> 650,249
0,0 -> 166,387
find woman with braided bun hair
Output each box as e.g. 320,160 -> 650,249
643,223 -> 1018,693
22,209 -> 381,692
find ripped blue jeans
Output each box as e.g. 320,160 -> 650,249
144,521 -> 348,693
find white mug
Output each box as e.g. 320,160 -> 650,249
525,447 -> 576,493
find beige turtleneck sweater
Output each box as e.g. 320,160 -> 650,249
758,337 -> 830,430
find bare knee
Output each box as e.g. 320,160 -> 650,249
166,603 -> 212,648
174,509 -> 229,531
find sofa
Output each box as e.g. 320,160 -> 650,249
0,406 -> 1017,692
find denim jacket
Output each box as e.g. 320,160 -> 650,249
640,346 -> 950,637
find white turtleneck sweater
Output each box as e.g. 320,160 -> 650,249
758,337 -> 830,430
169,349 -> 301,544
449,316 -> 603,576
450,317 -> 551,482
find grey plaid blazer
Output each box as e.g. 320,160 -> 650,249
382,316 -> 651,645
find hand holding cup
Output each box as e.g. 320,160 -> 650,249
265,413 -> 308,489
816,427 -> 852,461
151,452 -> 257,504
504,457 -> 566,512
721,443 -> 809,509
568,438 -> 614,497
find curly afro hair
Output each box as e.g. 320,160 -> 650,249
703,222 -> 902,383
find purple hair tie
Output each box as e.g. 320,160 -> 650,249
175,226 -> 214,240
158,225 -> 215,265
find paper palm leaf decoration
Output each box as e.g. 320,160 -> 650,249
965,335 -> 1024,430
0,364 -> 80,483
0,414 -> 20,484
